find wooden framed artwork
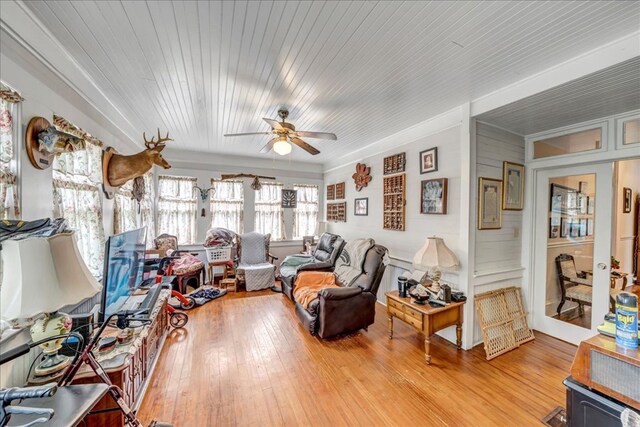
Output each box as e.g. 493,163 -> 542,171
502,161 -> 524,210
560,217 -> 570,238
419,147 -> 438,174
549,217 -> 560,239
550,183 -> 577,214
354,198 -> 368,216
383,174 -> 405,230
327,202 -> 346,222
579,181 -> 589,194
327,184 -> 335,200
579,218 -> 588,237
383,152 -> 406,175
478,177 -> 502,230
281,189 -> 297,208
623,187 -> 632,213
335,182 -> 345,199
420,178 -> 448,214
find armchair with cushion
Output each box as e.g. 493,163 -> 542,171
280,233 -> 345,301
236,232 -> 278,291
293,240 -> 388,339
556,253 -> 622,316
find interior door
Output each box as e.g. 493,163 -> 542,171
532,163 -> 613,344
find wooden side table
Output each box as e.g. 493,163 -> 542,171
385,291 -> 465,364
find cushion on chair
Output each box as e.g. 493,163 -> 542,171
566,285 -> 592,303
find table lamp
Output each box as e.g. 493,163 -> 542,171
412,236 -> 460,292
1,233 -> 101,376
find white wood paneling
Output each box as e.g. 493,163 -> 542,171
474,123 -> 525,276
476,57 -> 640,135
10,0 -> 640,165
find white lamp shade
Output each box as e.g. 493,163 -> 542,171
1,233 -> 101,320
315,221 -> 328,236
412,237 -> 460,272
273,139 -> 292,155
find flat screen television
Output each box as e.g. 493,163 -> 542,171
99,227 -> 147,322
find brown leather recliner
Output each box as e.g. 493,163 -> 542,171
295,244 -> 388,339
280,233 -> 345,301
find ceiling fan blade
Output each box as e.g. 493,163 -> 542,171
295,131 -> 337,140
290,137 -> 320,155
263,118 -> 284,131
223,131 -> 272,137
260,137 -> 279,153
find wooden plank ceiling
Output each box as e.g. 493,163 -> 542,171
477,57 -> 640,136
23,1 -> 640,164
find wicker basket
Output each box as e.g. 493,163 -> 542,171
205,245 -> 232,263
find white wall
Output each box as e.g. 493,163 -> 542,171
323,122 -> 465,345
614,159 -> 640,275
471,123 -> 525,343
1,44 -> 137,235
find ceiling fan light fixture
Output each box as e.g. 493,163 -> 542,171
273,138 -> 292,155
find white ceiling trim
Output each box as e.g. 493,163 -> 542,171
1,0 -> 141,148
470,31 -> 640,117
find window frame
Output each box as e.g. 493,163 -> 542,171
254,182 -> 285,240
292,184 -> 319,240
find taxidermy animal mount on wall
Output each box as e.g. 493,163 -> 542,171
102,129 -> 172,198
25,117 -> 85,170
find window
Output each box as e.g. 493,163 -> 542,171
210,179 -> 244,233
114,171 -> 155,245
0,83 -> 22,219
293,184 -> 319,239
157,175 -> 197,245
533,128 -> 602,159
255,182 -> 285,240
53,136 -> 105,278
623,118 -> 640,145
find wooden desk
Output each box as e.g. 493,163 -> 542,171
385,291 -> 464,364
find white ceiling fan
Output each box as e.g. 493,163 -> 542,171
223,109 -> 337,156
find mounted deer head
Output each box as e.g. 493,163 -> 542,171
102,128 -> 173,198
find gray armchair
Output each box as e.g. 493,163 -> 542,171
280,233 -> 345,301
236,232 -> 277,291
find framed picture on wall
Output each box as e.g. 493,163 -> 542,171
478,177 -> 502,229
570,221 -> 580,238
587,196 -> 594,215
579,181 -> 589,194
560,217 -> 570,238
419,147 -> 438,174
579,218 -> 588,237
281,189 -> 297,208
587,218 -> 594,236
550,183 -> 577,214
420,178 -> 448,214
354,198 -> 368,216
623,187 -> 632,213
549,217 -> 560,239
502,161 -> 524,210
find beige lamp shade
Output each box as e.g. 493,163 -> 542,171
412,236 -> 460,272
0,233 -> 101,321
315,221 -> 328,236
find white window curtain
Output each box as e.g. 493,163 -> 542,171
114,171 -> 155,246
140,172 -> 155,243
210,179 -> 244,233
0,85 -> 22,220
293,184 -> 319,240
53,139 -> 105,278
157,175 -> 197,245
255,183 -> 285,240
114,180 -> 137,234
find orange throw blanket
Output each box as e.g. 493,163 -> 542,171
293,271 -> 340,308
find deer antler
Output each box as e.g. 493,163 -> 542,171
143,128 -> 173,149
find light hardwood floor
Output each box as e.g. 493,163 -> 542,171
137,290 -> 576,426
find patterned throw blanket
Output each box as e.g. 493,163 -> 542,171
333,238 -> 375,286
293,271 -> 339,308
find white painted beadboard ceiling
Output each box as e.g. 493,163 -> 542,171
22,1 -> 640,164
477,57 -> 640,135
